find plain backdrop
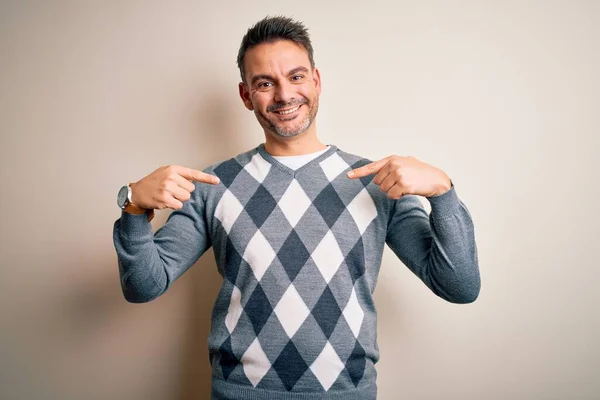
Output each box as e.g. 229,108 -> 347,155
1,1 -> 598,399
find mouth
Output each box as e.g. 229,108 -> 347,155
271,104 -> 302,117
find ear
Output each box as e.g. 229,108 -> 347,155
313,67 -> 322,96
238,82 -> 254,111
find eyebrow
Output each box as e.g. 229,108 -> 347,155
250,66 -> 310,85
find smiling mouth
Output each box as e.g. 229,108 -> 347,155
273,105 -> 301,115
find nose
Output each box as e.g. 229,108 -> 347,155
274,80 -> 294,104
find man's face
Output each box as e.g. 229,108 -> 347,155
239,40 -> 321,138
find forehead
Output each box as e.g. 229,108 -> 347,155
243,40 -> 311,79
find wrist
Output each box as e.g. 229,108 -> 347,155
430,175 -> 453,197
118,182 -> 154,221
127,182 -> 150,208
128,182 -> 140,206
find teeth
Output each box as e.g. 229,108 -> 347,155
276,106 -> 300,115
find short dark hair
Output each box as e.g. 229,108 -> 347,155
237,16 -> 315,82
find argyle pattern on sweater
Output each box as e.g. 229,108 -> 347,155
113,143 -> 480,399
207,145 -> 381,393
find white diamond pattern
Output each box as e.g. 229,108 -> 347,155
343,287 -> 364,338
242,230 -> 276,281
319,152 -> 350,182
347,187 -> 378,235
241,338 -> 272,387
274,284 -> 310,338
310,341 -> 345,391
211,149 -> 378,392
278,179 -> 312,228
311,230 -> 344,283
244,153 -> 272,183
225,286 -> 243,334
214,189 -> 244,234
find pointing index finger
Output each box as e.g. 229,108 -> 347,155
178,166 -> 220,185
347,157 -> 390,179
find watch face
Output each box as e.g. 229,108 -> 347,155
117,186 -> 129,208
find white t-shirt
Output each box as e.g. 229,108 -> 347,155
272,146 -> 331,170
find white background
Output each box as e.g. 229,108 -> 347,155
1,1 -> 598,399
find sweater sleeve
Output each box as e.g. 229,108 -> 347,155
385,185 -> 481,303
112,183 -> 211,303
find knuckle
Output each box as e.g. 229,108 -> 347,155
165,165 -> 179,177
159,183 -> 169,192
159,190 -> 172,202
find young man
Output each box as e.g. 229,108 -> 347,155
113,16 -> 480,400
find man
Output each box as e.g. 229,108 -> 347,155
113,16 -> 480,400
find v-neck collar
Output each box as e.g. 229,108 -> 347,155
257,143 -> 338,177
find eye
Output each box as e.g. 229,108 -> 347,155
291,75 -> 304,81
257,81 -> 273,89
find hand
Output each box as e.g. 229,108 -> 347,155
129,165 -> 220,210
347,155 -> 451,199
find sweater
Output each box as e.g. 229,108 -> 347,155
113,144 -> 480,400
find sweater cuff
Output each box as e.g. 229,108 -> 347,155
426,184 -> 460,216
119,211 -> 153,238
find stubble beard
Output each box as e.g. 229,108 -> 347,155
256,96 -> 320,138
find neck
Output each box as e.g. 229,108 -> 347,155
263,124 -> 326,156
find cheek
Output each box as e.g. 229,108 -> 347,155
251,92 -> 271,110
300,85 -> 317,101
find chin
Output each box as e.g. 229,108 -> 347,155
273,119 -> 312,138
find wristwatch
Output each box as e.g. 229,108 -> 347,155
117,184 -> 154,221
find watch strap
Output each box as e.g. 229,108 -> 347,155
124,202 -> 155,222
